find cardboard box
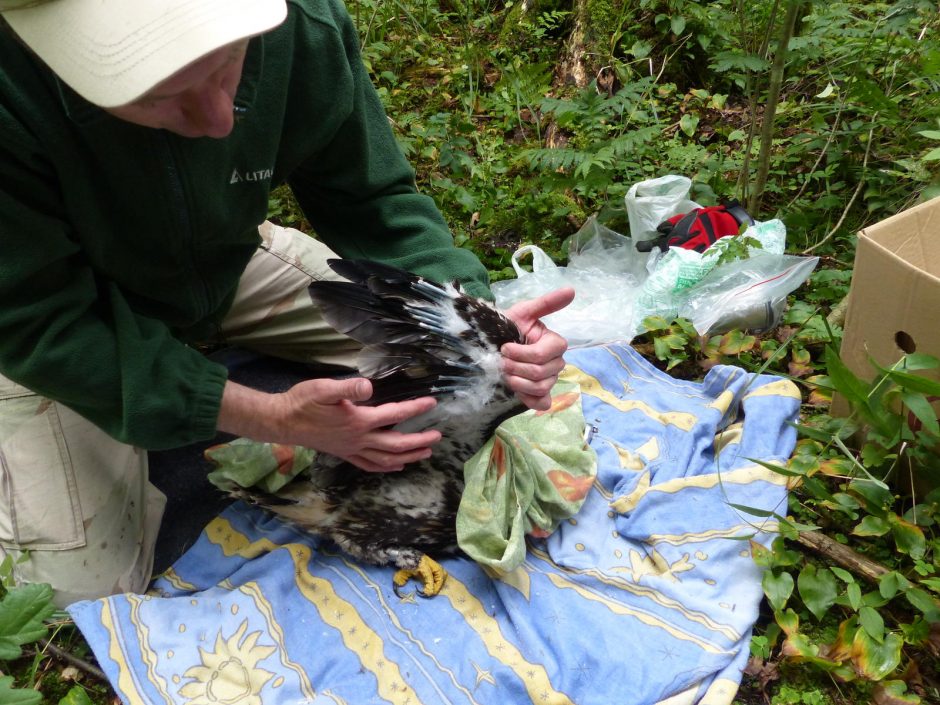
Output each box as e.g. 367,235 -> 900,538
834,196 -> 940,416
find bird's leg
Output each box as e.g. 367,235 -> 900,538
392,554 -> 447,598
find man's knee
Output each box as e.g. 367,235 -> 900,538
0,379 -> 164,606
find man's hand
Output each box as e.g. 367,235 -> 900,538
218,378 -> 441,473
502,287 -> 575,410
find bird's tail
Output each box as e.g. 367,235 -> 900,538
229,483 -> 335,531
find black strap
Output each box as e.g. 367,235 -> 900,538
664,209 -> 700,243
721,199 -> 755,227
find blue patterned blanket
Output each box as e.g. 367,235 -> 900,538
69,343 -> 799,705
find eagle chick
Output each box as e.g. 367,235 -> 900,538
233,259 -> 524,595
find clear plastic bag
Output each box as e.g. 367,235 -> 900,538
678,253 -> 820,336
491,219 -> 648,346
624,174 -> 701,243
632,219 -> 789,323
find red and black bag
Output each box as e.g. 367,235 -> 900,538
636,200 -> 754,253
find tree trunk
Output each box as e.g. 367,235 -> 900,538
557,0 -> 590,88
747,0 -> 802,214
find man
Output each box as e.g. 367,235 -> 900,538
0,0 -> 573,606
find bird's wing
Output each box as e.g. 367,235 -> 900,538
308,259 -> 523,408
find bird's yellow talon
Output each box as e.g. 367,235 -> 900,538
393,555 -> 447,597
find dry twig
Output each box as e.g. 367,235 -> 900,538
39,639 -> 107,682
796,530 -> 889,583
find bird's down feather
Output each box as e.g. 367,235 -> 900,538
233,259 -> 525,573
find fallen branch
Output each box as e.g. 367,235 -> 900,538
826,295 -> 850,328
796,530 -> 889,584
40,639 -> 107,682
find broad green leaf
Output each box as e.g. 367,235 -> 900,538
849,480 -> 893,515
749,539 -> 773,568
791,422 -> 833,443
774,607 -> 800,635
0,676 -> 41,705
59,686 -> 95,705
851,629 -> 902,680
884,368 -> 940,396
628,40 -> 652,60
769,538 -> 803,567
0,583 -> 55,660
879,571 -> 900,599
824,346 -> 869,406
653,336 -> 670,360
905,587 -> 940,621
776,517 -> 820,534
859,605 -> 885,642
763,570 -> 794,612
847,582 -> 863,611
670,15 -> 686,35
900,617 -> 930,645
718,329 -> 755,355
781,633 -> 844,672
678,113 -> 698,138
641,316 -> 671,332
901,353 -> 940,371
831,492 -> 861,512
862,590 -> 891,609
831,566 -> 854,583
781,632 -> 818,659
661,333 -> 688,350
901,391 -> 939,436
921,577 -> 940,594
918,130 -> 940,140
872,680 -> 922,704
853,515 -> 890,537
923,147 -> 940,161
890,516 -> 926,559
798,564 -> 839,621
861,442 -> 892,468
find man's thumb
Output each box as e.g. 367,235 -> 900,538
321,377 -> 372,404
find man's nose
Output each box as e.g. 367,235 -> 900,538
181,84 -> 236,138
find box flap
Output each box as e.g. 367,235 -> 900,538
860,196 -> 940,278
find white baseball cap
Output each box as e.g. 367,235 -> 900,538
1,0 -> 288,107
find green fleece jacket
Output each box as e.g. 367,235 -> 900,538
0,0 -> 491,450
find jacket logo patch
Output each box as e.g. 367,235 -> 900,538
230,167 -> 274,184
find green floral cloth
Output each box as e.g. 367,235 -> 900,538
205,438 -> 314,494
457,380 -> 597,572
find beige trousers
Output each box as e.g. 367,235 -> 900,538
0,223 -> 358,607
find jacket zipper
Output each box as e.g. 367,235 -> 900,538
160,132 -> 210,317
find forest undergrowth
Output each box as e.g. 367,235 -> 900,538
2,1 -> 939,703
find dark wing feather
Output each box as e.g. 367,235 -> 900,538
358,345 -> 476,404
308,259 -> 523,404
324,258 -> 420,287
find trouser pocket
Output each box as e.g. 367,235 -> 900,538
0,377 -> 84,550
